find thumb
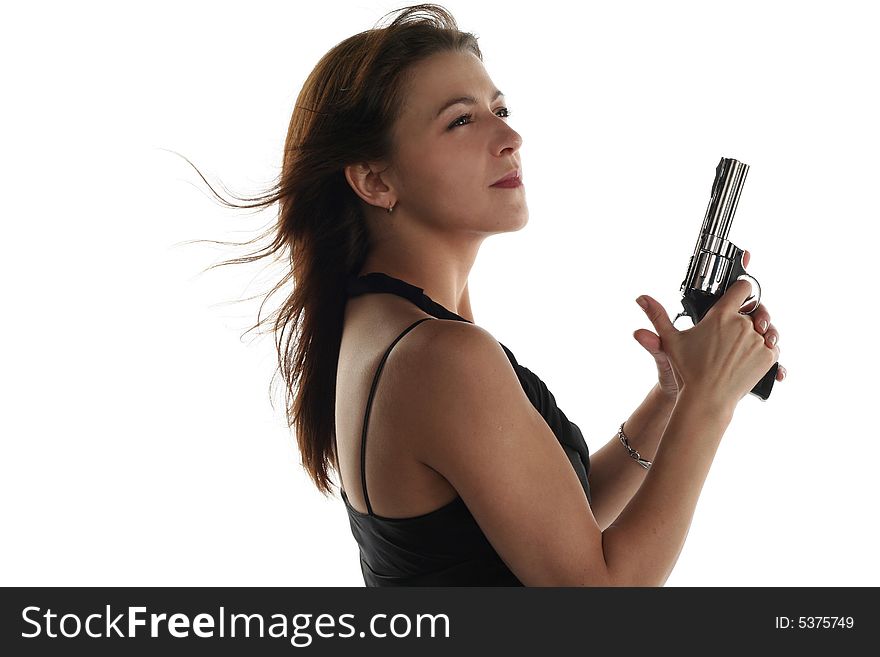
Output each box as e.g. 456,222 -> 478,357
636,295 -> 676,340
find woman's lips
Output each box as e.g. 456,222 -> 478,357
490,176 -> 523,188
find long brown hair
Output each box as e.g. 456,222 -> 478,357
171,5 -> 482,496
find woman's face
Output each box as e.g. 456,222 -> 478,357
385,49 -> 527,235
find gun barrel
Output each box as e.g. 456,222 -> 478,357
700,158 -> 749,241
680,156 -> 751,299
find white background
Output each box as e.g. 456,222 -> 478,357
3,0 -> 877,586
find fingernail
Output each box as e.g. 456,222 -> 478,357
780,367 -> 787,380
769,335 -> 777,346
636,297 -> 648,310
760,320 -> 768,332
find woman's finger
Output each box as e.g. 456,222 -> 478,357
744,250 -> 785,383
763,322 -> 779,348
752,305 -> 771,334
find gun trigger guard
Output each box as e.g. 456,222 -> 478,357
735,273 -> 762,315
728,245 -> 761,315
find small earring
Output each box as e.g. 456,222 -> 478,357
387,201 -> 395,214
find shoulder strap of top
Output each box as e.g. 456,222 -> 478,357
360,316 -> 436,516
347,272 -> 473,324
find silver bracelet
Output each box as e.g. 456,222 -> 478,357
618,422 -> 652,470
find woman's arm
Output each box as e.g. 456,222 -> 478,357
587,383 -> 675,531
413,322 -> 739,585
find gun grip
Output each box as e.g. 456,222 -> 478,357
680,289 -> 778,400
752,363 -> 779,401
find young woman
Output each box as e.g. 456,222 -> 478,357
195,4 -> 785,586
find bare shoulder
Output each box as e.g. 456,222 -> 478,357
395,318 -> 537,459
387,318 -> 608,586
387,319 -> 511,407
401,318 -> 500,362
379,318 -> 521,454
380,317 -> 501,378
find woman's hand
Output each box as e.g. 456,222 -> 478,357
633,249 -> 787,401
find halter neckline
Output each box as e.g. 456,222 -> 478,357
346,272 -> 472,324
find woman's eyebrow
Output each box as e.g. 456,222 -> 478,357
434,89 -> 505,118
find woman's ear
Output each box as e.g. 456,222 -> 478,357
343,162 -> 396,211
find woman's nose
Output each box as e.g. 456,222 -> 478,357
495,127 -> 522,157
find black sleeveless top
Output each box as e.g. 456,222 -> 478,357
340,272 -> 592,586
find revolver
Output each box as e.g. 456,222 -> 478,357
673,157 -> 779,401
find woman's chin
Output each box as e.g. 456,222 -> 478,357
510,208 -> 529,232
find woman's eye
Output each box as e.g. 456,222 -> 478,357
448,113 -> 473,129
447,108 -> 511,130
